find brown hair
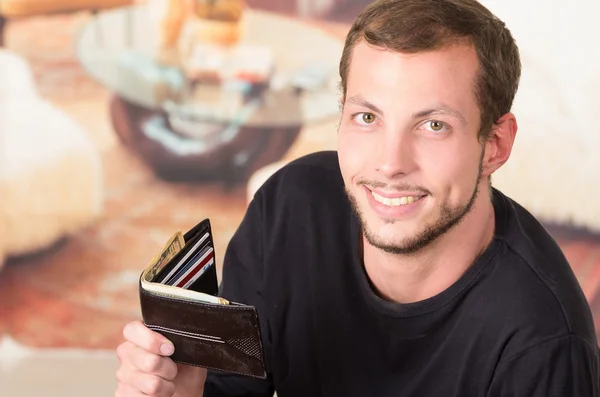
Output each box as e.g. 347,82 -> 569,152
339,0 -> 522,141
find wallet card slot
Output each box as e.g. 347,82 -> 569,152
155,230 -> 213,284
183,218 -> 212,243
186,259 -> 219,296
164,244 -> 214,286
173,250 -> 214,289
151,219 -> 212,283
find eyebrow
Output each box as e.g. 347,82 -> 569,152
413,104 -> 468,126
345,95 -> 468,126
345,95 -> 384,116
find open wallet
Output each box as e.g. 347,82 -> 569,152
138,218 -> 267,379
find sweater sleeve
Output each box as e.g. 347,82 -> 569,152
488,334 -> 600,397
203,193 -> 275,397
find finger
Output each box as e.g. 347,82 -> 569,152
115,381 -> 147,397
132,344 -> 178,381
116,342 -> 177,381
116,364 -> 175,396
135,369 -> 175,396
122,320 -> 175,356
115,362 -> 136,388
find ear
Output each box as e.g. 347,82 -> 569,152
482,112 -> 518,177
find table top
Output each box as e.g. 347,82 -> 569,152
76,4 -> 345,129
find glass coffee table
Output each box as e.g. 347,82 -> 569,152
76,4 -> 344,183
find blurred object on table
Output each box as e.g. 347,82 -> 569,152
188,0 -> 246,46
155,0 -> 247,66
156,0 -> 191,63
76,4 -> 343,185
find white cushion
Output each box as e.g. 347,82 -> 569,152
0,50 -> 104,268
0,97 -> 104,261
0,49 -> 38,100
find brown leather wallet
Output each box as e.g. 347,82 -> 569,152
139,219 -> 267,379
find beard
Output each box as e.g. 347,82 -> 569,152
345,154 -> 484,255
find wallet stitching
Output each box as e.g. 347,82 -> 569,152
145,323 -> 225,343
144,322 -> 267,379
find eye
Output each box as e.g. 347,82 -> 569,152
424,120 -> 446,132
353,112 -> 377,125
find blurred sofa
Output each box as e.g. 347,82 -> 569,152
0,49 -> 104,269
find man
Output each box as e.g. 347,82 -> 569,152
114,0 -> 600,396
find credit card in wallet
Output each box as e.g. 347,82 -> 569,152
168,246 -> 215,288
164,245 -> 210,285
155,232 -> 210,284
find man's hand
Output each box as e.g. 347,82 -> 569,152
115,320 -> 207,397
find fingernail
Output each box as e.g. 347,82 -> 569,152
160,343 -> 174,355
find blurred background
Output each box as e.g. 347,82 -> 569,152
0,0 -> 598,395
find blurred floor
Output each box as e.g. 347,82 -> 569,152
0,336 -> 119,397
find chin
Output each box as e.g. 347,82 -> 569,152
363,219 -> 434,254
350,188 -> 479,255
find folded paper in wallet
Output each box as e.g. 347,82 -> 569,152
139,218 -> 267,379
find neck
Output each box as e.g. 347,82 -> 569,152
362,191 -> 496,304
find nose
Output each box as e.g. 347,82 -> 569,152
375,129 -> 417,179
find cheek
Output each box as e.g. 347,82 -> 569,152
337,140 -> 357,186
425,143 -> 481,197
417,142 -> 480,189
337,129 -> 370,180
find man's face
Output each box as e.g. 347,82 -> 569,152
338,41 -> 487,254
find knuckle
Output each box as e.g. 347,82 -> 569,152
122,320 -> 143,341
164,359 -> 178,381
163,380 -> 176,396
145,375 -> 162,395
115,366 -> 128,384
114,383 -> 125,397
115,343 -> 128,362
143,353 -> 162,373
122,322 -> 133,339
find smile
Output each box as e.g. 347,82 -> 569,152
370,190 -> 426,207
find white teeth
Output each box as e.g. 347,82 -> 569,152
371,191 -> 421,207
